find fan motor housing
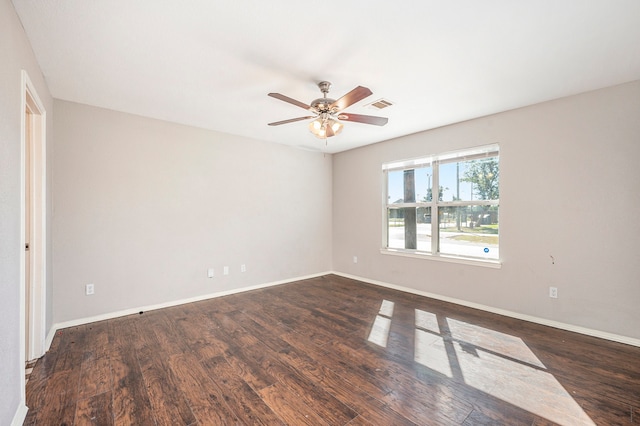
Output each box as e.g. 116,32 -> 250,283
310,97 -> 337,112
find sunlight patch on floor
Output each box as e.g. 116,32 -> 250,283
415,308 -> 440,334
414,329 -> 453,377
408,308 -> 595,425
367,300 -> 395,347
447,317 -> 545,369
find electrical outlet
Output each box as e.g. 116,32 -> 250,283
207,268 -> 214,278
240,264 -> 246,273
223,266 -> 229,275
85,283 -> 94,295
353,256 -> 358,264
549,286 -> 558,299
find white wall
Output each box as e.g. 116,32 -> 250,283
52,100 -> 332,323
0,0 -> 54,423
333,80 -> 640,341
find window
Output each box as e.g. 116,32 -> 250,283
383,144 -> 499,263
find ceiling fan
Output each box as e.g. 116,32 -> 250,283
268,81 -> 388,139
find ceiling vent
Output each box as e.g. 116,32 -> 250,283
366,98 -> 393,110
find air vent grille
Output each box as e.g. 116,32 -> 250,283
367,98 -> 393,110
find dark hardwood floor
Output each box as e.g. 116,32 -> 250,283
25,274 -> 640,425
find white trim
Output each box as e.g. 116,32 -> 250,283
21,70 -> 47,361
43,269 -> 640,351
331,271 -> 640,348
44,271 -> 331,349
19,70 -> 47,419
11,404 -> 28,426
380,248 -> 502,268
44,325 -> 57,352
381,143 -> 499,171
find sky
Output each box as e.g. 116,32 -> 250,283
388,162 -> 476,203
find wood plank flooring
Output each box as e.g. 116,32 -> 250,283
25,274 -> 640,425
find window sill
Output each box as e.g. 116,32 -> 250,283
380,248 -> 502,269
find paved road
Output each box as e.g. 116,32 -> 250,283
388,224 -> 499,259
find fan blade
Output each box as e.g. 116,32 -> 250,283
268,116 -> 315,126
330,86 -> 373,111
268,93 -> 312,111
337,113 -> 388,126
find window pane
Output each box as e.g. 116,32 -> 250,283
440,156 -> 499,202
417,207 -> 432,252
387,208 -> 404,249
387,207 -> 432,252
438,205 -> 499,259
387,170 -> 404,204
415,166 -> 432,203
387,166 -> 432,204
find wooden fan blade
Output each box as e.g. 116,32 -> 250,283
337,113 -> 388,126
330,86 -> 373,111
268,116 -> 315,126
268,93 -> 312,111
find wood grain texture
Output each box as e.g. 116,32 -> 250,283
25,274 -> 640,425
75,391 -> 113,426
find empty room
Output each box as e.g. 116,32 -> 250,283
2,1 -> 639,425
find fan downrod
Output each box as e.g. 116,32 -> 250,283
311,81 -> 335,112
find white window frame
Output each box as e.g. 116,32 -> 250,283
381,144 -> 501,267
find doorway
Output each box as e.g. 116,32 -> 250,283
21,70 -> 47,367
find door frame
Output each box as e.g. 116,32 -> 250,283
20,70 -> 47,370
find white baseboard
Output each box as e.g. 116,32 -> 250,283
43,270 -> 640,351
44,324 -> 57,352
11,404 -> 28,426
45,271 -> 331,350
332,271 -> 640,348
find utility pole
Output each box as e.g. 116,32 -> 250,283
404,169 -> 417,249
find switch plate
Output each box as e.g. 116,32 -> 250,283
353,256 -> 358,264
207,268 -> 214,278
223,266 -> 229,275
240,264 -> 246,273
85,283 -> 94,295
549,286 -> 558,298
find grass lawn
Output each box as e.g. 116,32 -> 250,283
449,234 -> 499,244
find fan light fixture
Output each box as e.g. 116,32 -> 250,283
308,115 -> 344,139
268,81 -> 388,141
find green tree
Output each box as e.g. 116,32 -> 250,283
422,186 -> 447,202
462,158 -> 499,200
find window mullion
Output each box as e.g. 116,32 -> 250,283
432,160 -> 440,254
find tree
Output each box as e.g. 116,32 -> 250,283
462,158 -> 499,200
422,186 -> 447,202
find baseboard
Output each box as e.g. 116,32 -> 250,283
44,324 -> 57,352
46,271 -> 331,345
45,269 -> 640,350
11,404 -> 28,426
332,271 -> 640,348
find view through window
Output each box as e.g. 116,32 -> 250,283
383,144 -> 499,261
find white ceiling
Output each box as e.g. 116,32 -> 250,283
12,1 -> 640,153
